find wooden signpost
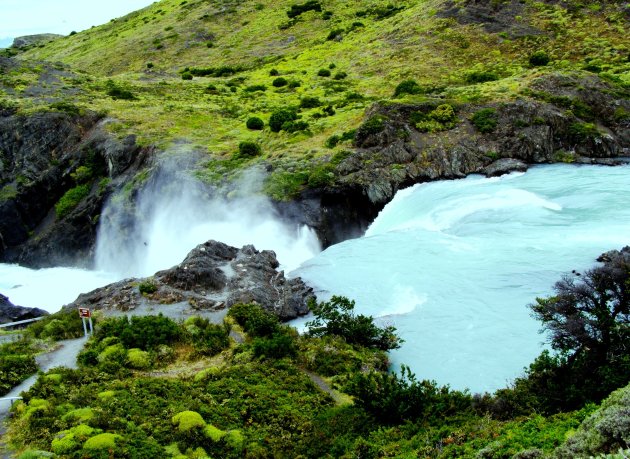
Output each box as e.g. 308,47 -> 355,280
78,307 -> 93,336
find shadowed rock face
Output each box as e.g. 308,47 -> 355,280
0,294 -> 48,324
66,240 -> 314,321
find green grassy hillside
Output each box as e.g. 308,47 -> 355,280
3,0 -> 627,165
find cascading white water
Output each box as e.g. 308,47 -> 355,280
1,158 -> 320,312
2,162 -> 629,393
94,165 -> 320,278
291,164 -> 630,393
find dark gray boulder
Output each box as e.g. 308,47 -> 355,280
0,293 -> 48,324
66,240 -> 314,321
483,158 -> 529,177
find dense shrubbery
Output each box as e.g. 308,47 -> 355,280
28,308 -> 92,341
235,141 -> 262,158
412,103 -> 457,132
306,296 -> 402,351
394,79 -> 421,97
228,303 -> 278,337
465,70 -> 499,84
356,114 -> 387,137
184,316 -> 230,357
529,50 -> 550,66
55,184 -> 90,218
347,365 -> 472,424
94,314 -> 181,351
185,65 -> 243,77
0,339 -> 37,395
245,116 -> 264,130
105,80 -> 136,100
271,76 -> 288,87
268,108 -> 298,132
286,0 -> 321,19
471,107 -> 498,133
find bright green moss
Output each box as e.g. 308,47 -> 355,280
83,433 -> 121,450
172,410 -> 206,432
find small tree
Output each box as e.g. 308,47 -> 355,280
306,296 -> 402,350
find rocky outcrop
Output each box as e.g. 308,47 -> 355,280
66,240 -> 314,320
0,110 -> 151,268
279,73 -> 629,247
0,294 -> 48,324
11,34 -> 63,49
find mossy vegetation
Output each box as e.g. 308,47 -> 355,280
5,281 -> 629,458
0,0 -> 624,194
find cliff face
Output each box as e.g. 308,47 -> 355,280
66,240 -> 314,321
276,73 -> 629,247
0,109 -> 151,268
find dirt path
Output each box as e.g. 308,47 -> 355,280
0,336 -> 88,457
304,370 -> 348,405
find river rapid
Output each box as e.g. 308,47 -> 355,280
2,163 -> 629,392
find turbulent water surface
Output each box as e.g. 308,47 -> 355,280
1,164 -> 629,392
292,164 -> 630,392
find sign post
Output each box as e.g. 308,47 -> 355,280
78,308 -> 92,337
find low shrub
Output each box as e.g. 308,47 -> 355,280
269,68 -> 279,76
529,50 -> 550,66
300,96 -> 321,108
281,120 -> 309,133
246,116 -> 264,130
228,303 -> 279,337
269,108 -> 298,132
184,317 -> 230,356
357,115 -> 387,136
138,279 -> 158,295
569,122 -> 601,141
287,0 -> 322,18
55,184 -> 90,218
471,108 -> 498,133
181,72 -> 193,80
272,77 -> 288,87
317,68 -> 331,77
253,330 -> 297,359
244,84 -> 266,92
465,70 -> 499,84
105,80 -> 136,100
327,29 -> 344,40
306,296 -> 402,351
236,141 -> 262,158
334,71 -> 347,80
394,79 -> 421,97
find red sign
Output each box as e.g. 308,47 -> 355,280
78,308 -> 91,318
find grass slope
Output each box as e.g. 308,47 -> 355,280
1,0 -> 628,197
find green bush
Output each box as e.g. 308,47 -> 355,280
28,308 -> 90,341
244,84 -> 266,92
236,141 -> 262,158
347,365 -> 472,424
394,79 -> 421,97
357,115 -> 387,136
94,314 -> 181,351
228,303 -> 279,337
269,108 -> 298,132
138,279 -> 158,295
127,348 -> 151,369
272,77 -> 288,87
300,96 -> 321,108
105,80 -> 136,100
471,108 -> 498,133
55,184 -> 90,218
317,68 -> 331,77
306,296 -> 402,351
327,29 -> 344,40
253,331 -> 297,359
0,350 -> 37,395
246,116 -> 264,130
287,0 -> 322,18
269,68 -> 279,76
465,70 -> 499,84
184,317 -> 230,356
569,122 -> 601,141
334,71 -> 348,80
50,101 -> 81,116
529,50 -> 550,66
181,72 -> 193,80
281,120 -> 309,133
